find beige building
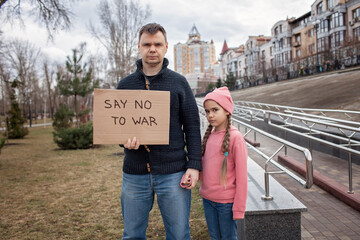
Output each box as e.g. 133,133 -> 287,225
185,73 -> 218,95
348,0 -> 360,41
285,12 -> 318,76
174,25 -> 217,76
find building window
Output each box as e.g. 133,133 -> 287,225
354,27 -> 360,38
295,34 -> 301,43
327,0 -> 333,9
330,12 -> 344,29
317,2 -> 323,14
318,19 -> 329,33
284,51 -> 291,64
270,46 -> 274,56
279,38 -> 284,50
296,49 -> 301,58
317,37 -> 329,52
330,31 -> 344,48
279,25 -> 283,33
274,27 -> 279,36
309,28 -> 315,37
303,17 -> 310,25
309,44 -> 315,54
353,8 -> 360,20
276,54 -> 283,65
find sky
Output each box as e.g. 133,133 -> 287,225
2,0 -> 315,70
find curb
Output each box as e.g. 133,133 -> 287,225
278,155 -> 360,212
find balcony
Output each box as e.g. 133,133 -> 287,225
293,41 -> 301,47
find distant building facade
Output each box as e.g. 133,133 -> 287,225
219,0 -> 360,86
174,25 -> 217,76
174,25 -> 218,94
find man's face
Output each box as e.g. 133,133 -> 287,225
138,31 -> 168,66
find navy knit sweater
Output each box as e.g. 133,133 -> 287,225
116,58 -> 202,174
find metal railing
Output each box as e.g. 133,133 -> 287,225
198,104 -> 313,201
233,102 -> 360,193
235,100 -> 360,122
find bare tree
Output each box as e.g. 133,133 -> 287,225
0,63 -> 10,116
0,0 -> 75,39
43,60 -> 56,119
1,38 -> 41,119
0,30 -> 8,116
90,0 -> 151,87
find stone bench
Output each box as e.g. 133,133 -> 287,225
237,157 -> 307,240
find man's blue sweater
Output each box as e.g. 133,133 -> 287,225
116,58 -> 202,174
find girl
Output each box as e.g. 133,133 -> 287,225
200,87 -> 248,240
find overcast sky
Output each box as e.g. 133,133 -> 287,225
2,0 -> 315,70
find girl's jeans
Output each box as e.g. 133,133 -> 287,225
121,171 -> 191,240
203,198 -> 238,240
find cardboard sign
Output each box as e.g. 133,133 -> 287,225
93,89 -> 170,145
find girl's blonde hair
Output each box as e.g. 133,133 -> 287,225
202,114 -> 231,187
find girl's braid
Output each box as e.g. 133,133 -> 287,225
220,114 -> 232,186
201,124 -> 213,156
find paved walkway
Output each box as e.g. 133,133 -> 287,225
243,130 -> 360,240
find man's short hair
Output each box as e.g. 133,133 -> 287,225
139,23 -> 167,42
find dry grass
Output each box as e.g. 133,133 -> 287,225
0,127 -> 208,240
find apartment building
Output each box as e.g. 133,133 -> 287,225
348,0 -> 360,41
311,0 -> 348,63
288,12 -> 317,75
219,36 -> 272,87
174,25 -> 217,76
245,36 -> 272,84
219,41 -> 245,85
219,0 -> 360,87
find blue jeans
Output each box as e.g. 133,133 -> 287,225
121,171 -> 191,240
203,198 -> 238,240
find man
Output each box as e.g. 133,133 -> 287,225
116,23 -> 202,240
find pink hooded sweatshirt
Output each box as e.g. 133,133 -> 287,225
200,126 -> 248,219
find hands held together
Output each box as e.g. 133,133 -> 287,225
123,137 -> 199,189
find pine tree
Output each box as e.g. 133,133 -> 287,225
216,78 -> 222,88
6,80 -> 28,139
224,72 -> 236,90
57,47 -> 99,127
0,137 -> 5,154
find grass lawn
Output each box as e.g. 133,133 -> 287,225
0,126 -> 208,239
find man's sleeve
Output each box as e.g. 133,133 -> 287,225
180,81 -> 202,171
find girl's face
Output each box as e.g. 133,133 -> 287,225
204,100 -> 229,132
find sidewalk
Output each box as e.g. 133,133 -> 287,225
244,131 -> 360,240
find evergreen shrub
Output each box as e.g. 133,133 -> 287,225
0,138 -> 5,154
53,122 -> 93,150
52,104 -> 74,131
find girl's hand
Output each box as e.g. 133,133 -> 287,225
182,168 -> 199,189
